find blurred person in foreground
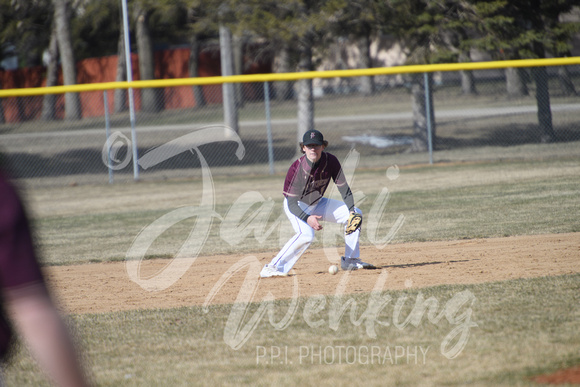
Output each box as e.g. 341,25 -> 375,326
0,164 -> 90,387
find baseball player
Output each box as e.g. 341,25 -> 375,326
260,129 -> 374,278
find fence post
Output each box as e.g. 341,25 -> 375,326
264,81 -> 274,175
424,72 -> 434,165
121,0 -> 139,181
103,91 -> 113,184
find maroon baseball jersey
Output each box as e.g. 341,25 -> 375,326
283,152 -> 348,206
0,169 -> 47,359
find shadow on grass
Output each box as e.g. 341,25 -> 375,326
436,121 -> 580,149
4,138 -> 296,179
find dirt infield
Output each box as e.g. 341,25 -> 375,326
45,232 -> 579,315
531,366 -> 580,385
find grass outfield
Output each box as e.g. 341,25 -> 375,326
3,274 -> 579,386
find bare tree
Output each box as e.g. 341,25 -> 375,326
114,30 -> 128,113
233,33 -> 246,109
459,52 -> 477,95
188,34 -> 206,108
410,73 -> 436,152
505,68 -> 529,97
135,3 -> 162,113
296,39 -> 314,146
358,32 -> 375,95
0,80 -> 4,124
273,44 -> 293,101
42,22 -> 59,121
557,65 -> 577,96
219,24 -> 239,134
53,0 -> 81,120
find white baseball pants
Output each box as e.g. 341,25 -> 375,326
268,197 -> 361,274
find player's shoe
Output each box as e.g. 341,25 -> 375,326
341,256 -> 376,270
260,264 -> 288,278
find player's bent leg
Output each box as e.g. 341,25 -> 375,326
261,218 -> 315,277
343,206 -> 362,258
317,198 -> 353,224
342,223 -> 376,270
336,206 -> 376,270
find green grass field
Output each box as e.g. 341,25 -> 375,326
70,273 -> 580,386
4,274 -> 579,386
3,145 -> 579,386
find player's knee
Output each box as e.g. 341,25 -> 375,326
340,207 -> 362,224
298,229 -> 315,244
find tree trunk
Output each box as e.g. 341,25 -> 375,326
114,30 -> 127,113
53,0 -> 81,120
460,70 -> 477,95
410,74 -> 436,152
136,8 -> 162,113
0,80 -> 4,124
459,52 -> 477,95
527,3 -> 554,143
532,67 -> 555,142
557,66 -> 577,96
188,34 -> 206,108
42,22 -> 59,121
273,45 -> 293,101
359,33 -> 375,95
297,44 -> 314,150
233,34 -> 245,108
505,68 -> 529,97
219,24 -> 239,134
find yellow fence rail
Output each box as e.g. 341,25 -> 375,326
1,56 -> 579,98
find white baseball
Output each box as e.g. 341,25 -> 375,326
329,265 -> 339,275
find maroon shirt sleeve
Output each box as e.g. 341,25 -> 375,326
328,153 -> 346,186
328,154 -> 355,211
283,158 -> 301,199
0,170 -> 46,291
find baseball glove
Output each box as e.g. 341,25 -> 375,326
345,213 -> 363,235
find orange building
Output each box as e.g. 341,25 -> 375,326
0,45 -> 272,123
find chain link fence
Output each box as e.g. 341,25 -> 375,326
1,63 -> 579,187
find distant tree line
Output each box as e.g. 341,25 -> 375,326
0,0 -> 578,147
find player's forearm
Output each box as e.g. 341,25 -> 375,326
8,293 -> 90,387
286,196 -> 309,222
337,184 -> 355,212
